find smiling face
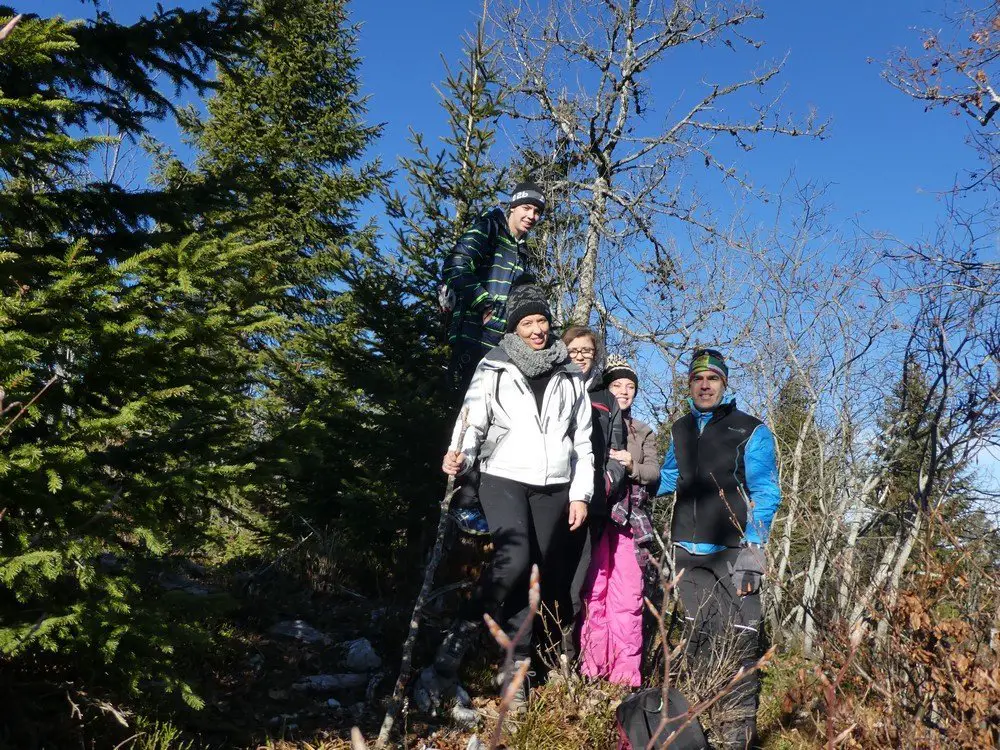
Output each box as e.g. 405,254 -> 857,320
566,335 -> 596,376
689,370 -> 726,411
515,313 -> 550,350
608,377 -> 637,410
507,203 -> 542,238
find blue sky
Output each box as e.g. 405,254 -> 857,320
350,1 -> 974,244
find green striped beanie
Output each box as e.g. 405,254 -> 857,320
689,348 -> 728,382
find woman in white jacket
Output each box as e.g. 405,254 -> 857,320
421,281 -> 594,712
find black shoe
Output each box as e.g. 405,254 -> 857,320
433,619 -> 479,678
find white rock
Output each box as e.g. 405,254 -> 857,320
327,697 -> 342,709
451,703 -> 480,729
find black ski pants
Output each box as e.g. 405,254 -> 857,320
460,473 -> 570,660
543,513 -> 604,662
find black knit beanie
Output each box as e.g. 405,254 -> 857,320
505,282 -> 552,332
604,353 -> 639,391
509,181 -> 546,213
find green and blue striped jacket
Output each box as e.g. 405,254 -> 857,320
443,207 -> 529,357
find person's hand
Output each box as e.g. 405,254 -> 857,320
442,450 -> 466,476
610,448 -> 633,472
482,304 -> 494,324
728,544 -> 766,596
568,501 -> 588,531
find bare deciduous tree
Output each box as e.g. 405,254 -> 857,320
493,0 -> 824,326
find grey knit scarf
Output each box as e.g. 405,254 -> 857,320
499,333 -> 568,377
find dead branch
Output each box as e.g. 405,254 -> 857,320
376,408 -> 470,748
484,562 -> 540,749
0,375 -> 60,439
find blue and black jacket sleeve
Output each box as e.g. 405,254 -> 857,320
657,442 -> 677,495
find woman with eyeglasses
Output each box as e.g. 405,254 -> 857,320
548,326 -> 628,667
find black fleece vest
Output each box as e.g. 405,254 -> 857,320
670,401 -> 762,548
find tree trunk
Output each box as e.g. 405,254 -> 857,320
773,406 -> 817,622
571,177 -> 607,324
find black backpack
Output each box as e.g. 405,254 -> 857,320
615,686 -> 709,750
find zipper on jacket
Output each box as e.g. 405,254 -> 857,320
540,370 -> 567,484
505,364 -> 571,486
539,370 -> 561,424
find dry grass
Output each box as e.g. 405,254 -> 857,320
487,675 -> 627,750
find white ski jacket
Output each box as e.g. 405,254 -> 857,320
451,347 -> 594,503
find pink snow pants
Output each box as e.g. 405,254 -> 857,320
579,524 -> 644,686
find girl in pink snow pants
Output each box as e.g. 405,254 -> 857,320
580,355 -> 662,686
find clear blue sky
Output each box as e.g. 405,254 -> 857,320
350,0 -> 975,245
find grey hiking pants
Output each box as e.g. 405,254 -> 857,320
674,547 -> 762,750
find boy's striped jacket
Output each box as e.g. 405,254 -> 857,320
443,207 -> 528,358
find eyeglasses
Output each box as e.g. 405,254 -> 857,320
567,347 -> 595,357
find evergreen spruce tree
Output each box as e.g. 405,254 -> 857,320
862,363 -> 978,585
165,0 -> 391,583
0,4 -> 279,733
350,16 -> 507,575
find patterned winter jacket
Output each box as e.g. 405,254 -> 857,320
443,207 -> 528,358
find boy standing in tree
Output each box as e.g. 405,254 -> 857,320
441,181 -> 545,394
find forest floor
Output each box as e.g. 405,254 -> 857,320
2,528 -> 828,749
169,529 -> 827,750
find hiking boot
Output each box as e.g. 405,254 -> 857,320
413,619 -> 479,715
413,665 -> 455,715
434,618 -> 479,677
497,658 -> 533,715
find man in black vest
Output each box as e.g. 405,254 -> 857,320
656,349 -> 781,749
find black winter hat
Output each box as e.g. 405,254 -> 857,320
505,281 -> 552,332
509,181 -> 546,213
604,353 -> 639,391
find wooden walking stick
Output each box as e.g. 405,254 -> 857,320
375,407 -> 469,747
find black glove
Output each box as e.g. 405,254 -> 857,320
728,544 -> 765,596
